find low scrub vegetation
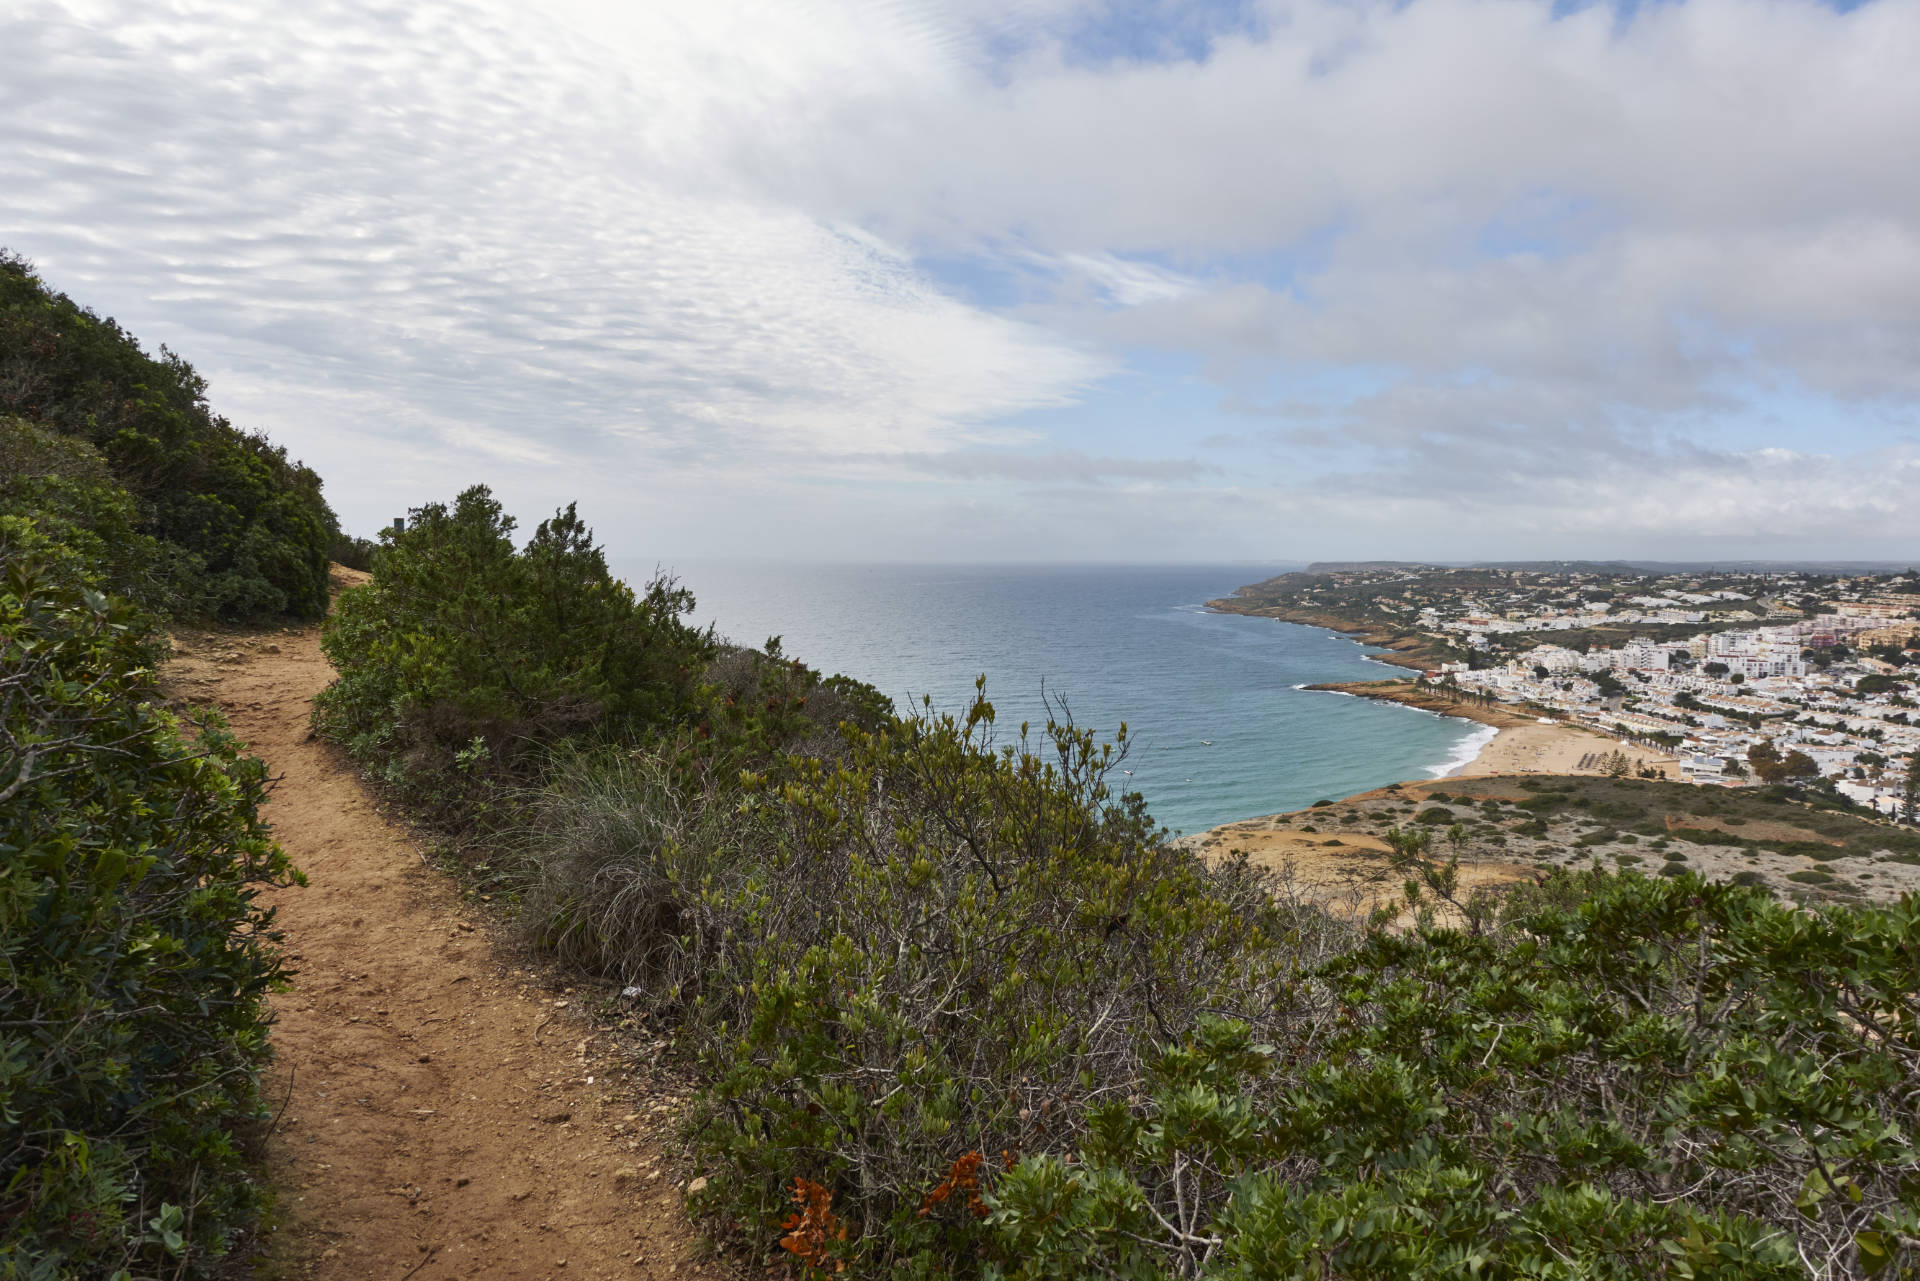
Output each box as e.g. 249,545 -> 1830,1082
530,715 -> 1920,1279
529,698 -> 1343,1277
315,488 -> 1920,1280
1481,775 -> 1920,864
1,517 -> 298,1277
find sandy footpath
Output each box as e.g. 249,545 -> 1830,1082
162,568 -> 728,1281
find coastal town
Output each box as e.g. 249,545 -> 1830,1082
1214,562 -> 1920,819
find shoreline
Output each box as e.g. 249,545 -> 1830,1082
1303,676 -> 1680,781
1206,600 -> 1438,671
1195,613 -> 1682,839
1303,678 -> 1545,731
1437,723 -> 1502,777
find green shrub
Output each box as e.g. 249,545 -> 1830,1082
0,518 -> 299,1276
327,531 -> 380,572
0,252 -> 346,621
517,690 -> 1354,1276
993,873 -> 1920,1279
1414,806 -> 1454,825
0,418 -> 187,611
313,486 -> 715,823
516,687 -> 1920,1277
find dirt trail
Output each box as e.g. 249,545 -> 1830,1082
164,569 -> 727,1281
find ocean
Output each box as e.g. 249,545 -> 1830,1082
644,562 -> 1490,837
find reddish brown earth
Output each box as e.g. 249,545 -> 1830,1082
164,568 -> 730,1281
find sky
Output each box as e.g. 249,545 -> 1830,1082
4,0 -> 1918,564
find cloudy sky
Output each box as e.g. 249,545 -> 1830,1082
5,0 -> 1917,563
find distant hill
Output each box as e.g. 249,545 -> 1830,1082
1303,560 -> 1436,572
1303,559 -> 1914,576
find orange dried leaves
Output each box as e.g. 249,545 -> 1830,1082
917,1150 -> 989,1219
779,1177 -> 848,1272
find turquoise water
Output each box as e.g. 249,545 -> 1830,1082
644,563 -> 1489,837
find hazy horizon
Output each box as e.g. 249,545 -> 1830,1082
642,555 -> 1920,578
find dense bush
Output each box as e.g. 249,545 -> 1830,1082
0,416 -> 183,611
520,690 -> 1348,1277
0,517 -> 298,1277
994,872 -> 1920,1279
0,251 -> 344,620
326,531 -> 380,573
313,486 -> 717,825
314,487 -> 896,842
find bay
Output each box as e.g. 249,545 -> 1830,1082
642,562 -> 1489,836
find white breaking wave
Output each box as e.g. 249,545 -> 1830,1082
1430,723 -> 1500,778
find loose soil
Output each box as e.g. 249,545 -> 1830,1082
163,568 -> 729,1281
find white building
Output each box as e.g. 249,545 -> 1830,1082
1619,638 -> 1672,671
1518,644 -> 1586,674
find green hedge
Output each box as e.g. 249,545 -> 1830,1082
0,252 -> 342,621
0,417 -> 182,612
0,517 -> 299,1278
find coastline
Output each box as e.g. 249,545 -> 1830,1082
1303,676 -> 1680,781
1205,599 -> 1437,671
1183,678 -> 1684,911
1304,678 -> 1544,730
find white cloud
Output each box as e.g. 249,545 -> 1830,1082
1,0 -> 1107,530
3,0 -> 1916,557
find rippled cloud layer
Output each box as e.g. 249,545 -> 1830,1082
4,0 -> 1915,559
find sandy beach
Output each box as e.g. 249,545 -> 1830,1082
1453,720 -> 1678,780
1184,722 -> 1678,919
1307,678 -> 1682,781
